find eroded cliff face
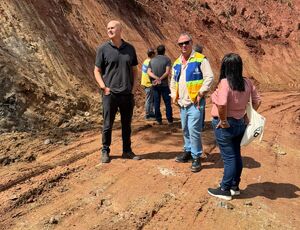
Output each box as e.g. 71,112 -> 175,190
0,0 -> 299,132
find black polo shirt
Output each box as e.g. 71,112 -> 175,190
95,40 -> 138,94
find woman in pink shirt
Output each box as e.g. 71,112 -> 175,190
208,53 -> 261,200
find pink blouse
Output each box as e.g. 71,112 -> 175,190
211,78 -> 261,119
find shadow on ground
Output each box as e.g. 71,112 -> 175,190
202,152 -> 261,169
239,182 -> 300,200
135,151 -> 182,160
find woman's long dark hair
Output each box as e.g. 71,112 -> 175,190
219,53 -> 245,91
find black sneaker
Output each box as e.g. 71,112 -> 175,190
191,158 -> 201,172
145,115 -> 156,121
157,120 -> 163,125
175,151 -> 192,163
101,151 -> 110,163
230,186 -> 240,196
122,151 -> 141,160
167,118 -> 173,124
208,187 -> 232,200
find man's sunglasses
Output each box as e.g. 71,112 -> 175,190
178,40 -> 191,47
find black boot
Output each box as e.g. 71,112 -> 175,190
122,151 -> 141,160
175,151 -> 192,163
101,150 -> 110,163
191,158 -> 201,172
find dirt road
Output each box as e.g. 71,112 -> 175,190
0,91 -> 299,230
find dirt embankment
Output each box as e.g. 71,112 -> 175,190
0,0 -> 300,132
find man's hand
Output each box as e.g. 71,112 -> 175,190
172,97 -> 176,104
195,92 -> 205,109
153,78 -> 161,86
171,97 -> 179,106
195,95 -> 201,109
102,87 -> 111,95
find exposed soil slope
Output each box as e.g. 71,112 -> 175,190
0,0 -> 299,131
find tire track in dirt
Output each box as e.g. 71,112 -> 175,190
2,163 -> 134,229
142,170 -> 213,229
260,94 -> 299,153
69,123 -> 215,229
0,121 -> 190,229
129,122 -> 219,229
0,123 -> 155,192
0,123 -> 157,229
0,147 -> 98,192
0,141 -> 123,229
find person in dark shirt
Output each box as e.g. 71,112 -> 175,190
147,45 -> 173,124
194,44 -> 203,53
94,20 -> 141,163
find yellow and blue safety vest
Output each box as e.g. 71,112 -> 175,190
172,52 -> 205,102
141,58 -> 152,87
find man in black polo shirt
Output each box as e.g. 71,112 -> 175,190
94,20 -> 141,163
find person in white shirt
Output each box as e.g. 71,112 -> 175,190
170,33 -> 214,172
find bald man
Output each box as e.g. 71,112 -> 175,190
94,20 -> 141,163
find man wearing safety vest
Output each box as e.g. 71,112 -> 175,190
141,48 -> 156,120
170,33 -> 214,172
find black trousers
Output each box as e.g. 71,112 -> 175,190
102,93 -> 134,154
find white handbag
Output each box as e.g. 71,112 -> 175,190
240,96 -> 266,146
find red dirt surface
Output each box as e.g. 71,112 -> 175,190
0,92 -> 299,229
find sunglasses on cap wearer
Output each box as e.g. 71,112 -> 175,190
178,40 -> 191,47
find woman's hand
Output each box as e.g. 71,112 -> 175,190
243,114 -> 249,125
216,120 -> 230,128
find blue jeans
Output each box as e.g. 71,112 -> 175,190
212,117 -> 246,190
144,87 -> 155,118
180,100 -> 205,159
202,99 -> 206,129
153,86 -> 173,122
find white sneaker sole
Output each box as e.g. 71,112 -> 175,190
230,190 -> 241,196
208,190 -> 232,200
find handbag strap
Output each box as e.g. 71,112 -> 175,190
249,92 -> 253,109
245,78 -> 253,109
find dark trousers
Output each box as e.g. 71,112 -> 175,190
102,93 -> 134,154
212,117 -> 246,190
153,85 -> 173,122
